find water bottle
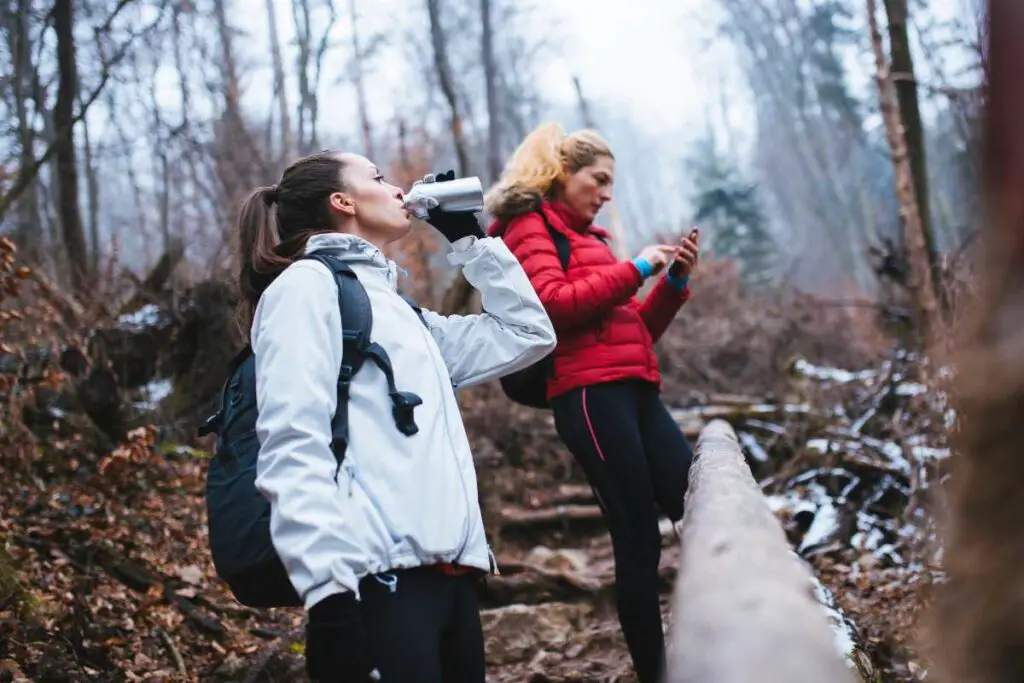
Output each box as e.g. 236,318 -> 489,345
403,176 -> 485,219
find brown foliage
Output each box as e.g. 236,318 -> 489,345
98,425 -> 159,485
656,256 -> 889,397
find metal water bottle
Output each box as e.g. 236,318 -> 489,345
403,176 -> 485,219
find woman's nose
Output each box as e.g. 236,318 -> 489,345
394,187 -> 404,201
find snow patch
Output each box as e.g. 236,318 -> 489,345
793,358 -> 877,384
738,431 -> 770,462
133,378 -> 174,411
117,304 -> 166,332
799,499 -> 839,553
810,574 -> 858,664
895,382 -> 927,396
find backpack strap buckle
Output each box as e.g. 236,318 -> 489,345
363,342 -> 422,437
390,391 -> 423,436
197,409 -> 221,438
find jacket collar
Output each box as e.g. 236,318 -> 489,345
547,201 -> 589,234
545,201 -> 612,241
304,232 -> 401,289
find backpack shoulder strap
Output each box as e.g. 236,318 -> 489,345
301,254 -> 373,378
536,210 -> 571,272
299,254 -> 373,475
300,253 -> 423,476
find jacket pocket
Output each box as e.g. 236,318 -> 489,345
343,462 -> 401,548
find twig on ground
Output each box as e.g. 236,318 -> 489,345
157,627 -> 187,677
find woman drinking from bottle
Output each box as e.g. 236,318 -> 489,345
239,150 -> 556,682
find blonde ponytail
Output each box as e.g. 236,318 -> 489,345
485,123 -> 614,223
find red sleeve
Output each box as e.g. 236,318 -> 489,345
502,213 -> 643,333
638,275 -> 691,343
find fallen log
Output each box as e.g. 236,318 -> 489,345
498,504 -> 603,529
116,238 -> 185,317
665,419 -> 855,683
480,562 -> 605,609
549,483 -> 595,506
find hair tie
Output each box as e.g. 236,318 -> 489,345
263,184 -> 280,207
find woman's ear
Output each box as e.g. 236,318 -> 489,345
328,191 -> 356,217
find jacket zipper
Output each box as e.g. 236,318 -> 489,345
414,310 -> 473,561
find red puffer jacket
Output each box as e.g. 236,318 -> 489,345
489,201 -> 690,400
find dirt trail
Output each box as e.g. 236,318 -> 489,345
481,518 -> 682,683
1,443 -> 677,683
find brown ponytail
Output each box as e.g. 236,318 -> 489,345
235,151 -> 350,330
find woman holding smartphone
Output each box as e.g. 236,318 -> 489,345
485,123 -> 700,683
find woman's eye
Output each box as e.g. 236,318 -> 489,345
374,175 -> 385,183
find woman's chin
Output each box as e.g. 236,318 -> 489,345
393,219 -> 413,239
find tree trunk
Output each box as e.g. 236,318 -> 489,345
292,0 -> 313,154
266,0 -> 295,165
9,0 -> 42,262
348,0 -> 375,160
866,0 -> 939,348
307,0 -> 335,154
882,0 -> 942,307
925,3 -> 1024,682
426,0 -> 471,177
80,93 -> 101,273
213,0 -> 242,130
212,0 -> 247,205
481,0 -> 501,183
427,0 -> 477,315
53,0 -> 90,294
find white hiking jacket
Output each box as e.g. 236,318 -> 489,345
251,232 -> 556,610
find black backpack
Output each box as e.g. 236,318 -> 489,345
498,211 -> 605,409
198,253 -> 426,608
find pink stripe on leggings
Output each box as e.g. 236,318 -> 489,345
581,387 -> 607,461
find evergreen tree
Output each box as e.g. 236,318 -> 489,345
803,0 -> 862,134
687,131 -> 777,286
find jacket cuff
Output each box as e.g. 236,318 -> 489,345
665,271 -> 690,292
631,257 -> 654,279
449,234 -> 479,254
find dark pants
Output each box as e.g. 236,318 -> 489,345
358,567 -> 486,683
552,379 -> 694,683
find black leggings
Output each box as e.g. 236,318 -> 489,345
552,379 -> 694,683
358,567 -> 485,683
